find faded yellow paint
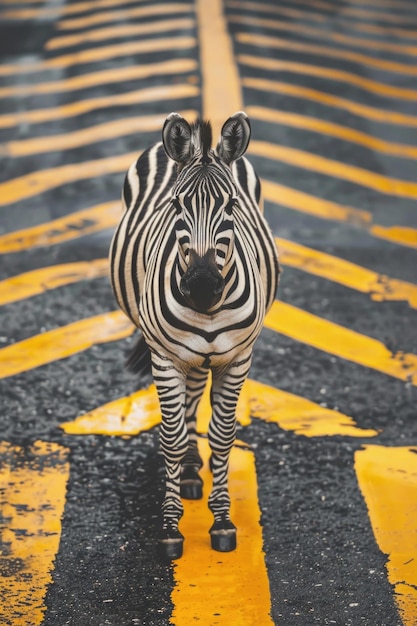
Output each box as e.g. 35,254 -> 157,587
248,106 -> 417,160
0,202 -> 120,254
0,441 -> 70,626
171,440 -> 274,626
265,301 -> 417,386
0,59 -> 197,98
196,0 -> 242,137
2,0 -> 160,19
239,55 -> 417,101
0,260 -> 109,306
276,237 -> 417,309
62,379 -> 377,439
355,446 -> 417,626
252,140 -> 417,200
263,179 -> 417,249
0,311 -> 134,380
0,84 -> 198,129
244,78 -> 417,127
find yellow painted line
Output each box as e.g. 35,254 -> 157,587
265,301 -> 417,385
0,260 -> 109,306
172,440 -> 274,625
0,59 -> 197,98
230,13 -> 417,56
3,110 -> 196,157
290,0 -> 417,24
1,0 -> 155,19
196,0 -> 242,137
62,378 -> 377,438
0,441 -> 70,626
0,35 -> 196,78
355,446 -> 417,626
0,311 -> 134,380
239,54 -> 417,101
238,32 -> 417,77
0,201 -> 120,254
353,22 -> 417,41
251,140 -> 417,200
263,179 -> 417,250
46,17 -> 194,50
277,237 -> 417,309
57,3 -> 191,30
248,105 -> 417,160
0,84 -> 198,130
348,0 -> 415,8
243,77 -> 417,128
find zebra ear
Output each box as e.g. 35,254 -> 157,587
217,111 -> 251,165
162,112 -> 194,165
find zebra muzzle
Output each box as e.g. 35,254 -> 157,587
180,250 -> 225,313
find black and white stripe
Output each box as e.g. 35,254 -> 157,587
110,111 -> 280,559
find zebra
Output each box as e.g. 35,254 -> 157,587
110,111 -> 280,559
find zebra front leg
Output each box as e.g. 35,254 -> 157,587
180,366 -> 209,499
208,354 -> 252,552
152,355 -> 188,560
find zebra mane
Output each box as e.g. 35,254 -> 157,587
190,119 -> 213,161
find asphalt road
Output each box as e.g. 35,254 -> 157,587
1,1 -> 417,625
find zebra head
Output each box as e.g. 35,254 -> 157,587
162,111 -> 251,313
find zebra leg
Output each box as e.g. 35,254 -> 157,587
180,367 -> 209,499
152,355 -> 188,560
208,354 -> 252,552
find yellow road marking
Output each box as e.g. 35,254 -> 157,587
172,440 -> 274,626
1,0 -> 157,19
248,105 -> 417,160
251,140 -> 417,200
0,202 -> 120,254
290,0 -> 417,24
265,301 -> 417,385
4,110 -> 196,157
0,35 -> 196,78
0,84 -> 199,129
46,17 -> 194,50
355,446 -> 417,626
0,441 -> 70,626
0,59 -> 197,98
230,13 -> 417,56
239,55 -> 417,101
196,0 -> 242,137
0,311 -> 134,380
238,32 -> 417,76
0,260 -> 109,306
276,237 -> 417,309
263,179 -> 417,249
61,379 -> 377,438
243,77 -> 417,127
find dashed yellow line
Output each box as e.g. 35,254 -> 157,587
0,441 -> 70,626
355,446 -> 417,626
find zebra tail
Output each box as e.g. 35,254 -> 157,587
125,334 -> 152,377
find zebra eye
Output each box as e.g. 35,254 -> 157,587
224,199 -> 236,216
172,198 -> 182,215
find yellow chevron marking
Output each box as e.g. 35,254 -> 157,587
252,141 -> 417,200
196,0 -> 242,137
277,238 -> 417,309
171,440 -> 274,625
243,78 -> 417,127
239,55 -> 417,101
248,106 -> 417,159
46,17 -> 194,50
0,311 -> 134,380
61,378 -> 377,438
265,301 -> 417,385
355,446 -> 417,626
3,111 -> 196,157
0,260 -> 109,306
0,202 -> 120,254
0,84 -> 199,129
0,35 -> 195,78
0,441 -> 70,626
263,179 -> 417,249
0,59 -> 197,98
1,0 -> 158,19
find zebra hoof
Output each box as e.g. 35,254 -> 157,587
158,528 -> 184,560
180,466 -> 203,499
209,519 -> 237,552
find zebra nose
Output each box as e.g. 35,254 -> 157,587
180,252 -> 225,312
